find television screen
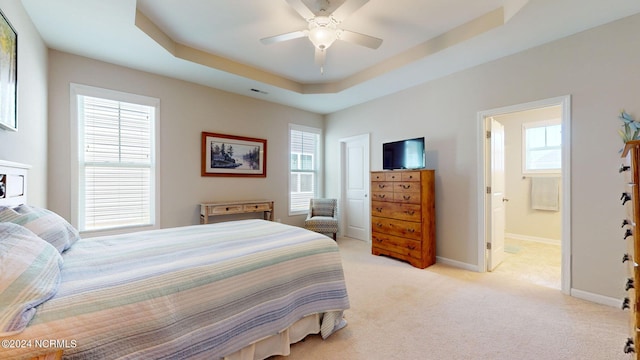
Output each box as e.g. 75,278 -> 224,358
383,137 -> 425,170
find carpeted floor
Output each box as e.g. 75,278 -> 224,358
274,237 -> 628,360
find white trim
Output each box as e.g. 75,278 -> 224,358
436,256 -> 480,272
69,83 -> 161,236
505,233 -> 561,246
477,95 -> 571,295
570,289 -> 622,308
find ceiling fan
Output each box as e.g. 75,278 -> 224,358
260,0 -> 383,73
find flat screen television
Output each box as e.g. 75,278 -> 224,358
383,137 -> 426,170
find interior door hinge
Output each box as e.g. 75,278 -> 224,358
486,131 -> 491,139
486,186 -> 491,194
487,242 -> 492,250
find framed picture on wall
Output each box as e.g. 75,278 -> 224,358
201,132 -> 267,177
0,8 -> 17,131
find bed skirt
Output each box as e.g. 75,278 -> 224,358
224,311 -> 346,360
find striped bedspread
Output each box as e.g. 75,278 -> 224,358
2,220 -> 350,360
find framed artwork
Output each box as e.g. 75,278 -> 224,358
201,132 -> 267,177
0,8 -> 17,131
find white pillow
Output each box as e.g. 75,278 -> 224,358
0,205 -> 80,253
0,222 -> 63,336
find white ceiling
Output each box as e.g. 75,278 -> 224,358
20,0 -> 640,114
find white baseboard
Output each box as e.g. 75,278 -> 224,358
438,258 -> 620,308
436,256 -> 480,272
506,233 -> 560,246
570,288 -> 622,308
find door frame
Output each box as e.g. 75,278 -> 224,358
339,133 -> 371,242
476,95 -> 571,295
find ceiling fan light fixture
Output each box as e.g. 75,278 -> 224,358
308,16 -> 337,50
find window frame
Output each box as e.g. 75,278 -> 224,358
288,124 -> 322,216
70,83 -> 161,237
522,118 -> 562,175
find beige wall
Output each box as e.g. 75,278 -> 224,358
47,51 -> 323,228
325,14 -> 640,299
495,106 -> 562,243
0,0 -> 47,206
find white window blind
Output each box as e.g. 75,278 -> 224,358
289,125 -> 321,214
75,90 -> 158,232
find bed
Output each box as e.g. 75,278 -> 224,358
0,161 -> 350,360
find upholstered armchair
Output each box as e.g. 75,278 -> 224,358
304,198 -> 338,240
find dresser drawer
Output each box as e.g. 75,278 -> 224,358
401,171 -> 421,182
394,192 -> 421,204
372,201 -> 421,222
372,216 -> 422,240
385,172 -> 402,182
243,203 -> 271,212
207,204 -> 244,215
394,181 -> 420,193
372,172 -> 386,181
372,232 -> 422,258
372,181 -> 394,191
372,191 -> 393,202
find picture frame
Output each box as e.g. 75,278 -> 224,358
0,8 -> 17,131
201,132 -> 267,177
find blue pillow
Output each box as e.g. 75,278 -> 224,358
0,205 -> 80,253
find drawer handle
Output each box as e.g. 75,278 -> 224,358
375,207 -> 383,212
622,297 -> 630,310
623,253 -> 631,263
376,194 -> 386,199
626,278 -> 635,291
405,210 -> 415,216
622,219 -> 630,228
378,184 -> 386,189
401,184 -> 411,189
621,192 -> 632,205
226,207 -> 230,211
625,338 -> 636,354
403,195 -> 411,200
624,228 -> 633,239
408,245 -> 416,250
620,164 -> 631,173
376,223 -> 383,228
407,229 -> 415,233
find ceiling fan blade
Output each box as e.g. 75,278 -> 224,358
260,30 -> 307,45
339,29 -> 382,49
285,0 -> 316,21
331,0 -> 369,22
315,48 -> 326,74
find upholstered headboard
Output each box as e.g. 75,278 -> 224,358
0,160 -> 31,206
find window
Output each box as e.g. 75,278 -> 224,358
523,119 -> 561,174
71,84 -> 160,234
289,124 -> 322,214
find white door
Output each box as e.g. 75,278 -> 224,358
488,118 -> 506,271
342,134 -> 370,241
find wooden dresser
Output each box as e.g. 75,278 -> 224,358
621,140 -> 640,358
370,169 -> 435,269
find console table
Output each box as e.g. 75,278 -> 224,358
200,200 -> 274,224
